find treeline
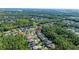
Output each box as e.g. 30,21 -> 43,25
0,19 -> 33,31
41,22 -> 79,50
0,34 -> 29,50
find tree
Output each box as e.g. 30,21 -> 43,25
0,34 -> 29,50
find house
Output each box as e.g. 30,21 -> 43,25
35,25 -> 41,33
18,32 -> 25,36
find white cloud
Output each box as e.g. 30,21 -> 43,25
0,0 -> 79,9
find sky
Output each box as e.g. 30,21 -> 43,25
0,0 -> 79,9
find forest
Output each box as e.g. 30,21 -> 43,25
0,8 -> 79,50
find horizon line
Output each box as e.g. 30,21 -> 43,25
0,8 -> 79,9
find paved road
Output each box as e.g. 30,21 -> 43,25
26,27 -> 55,50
